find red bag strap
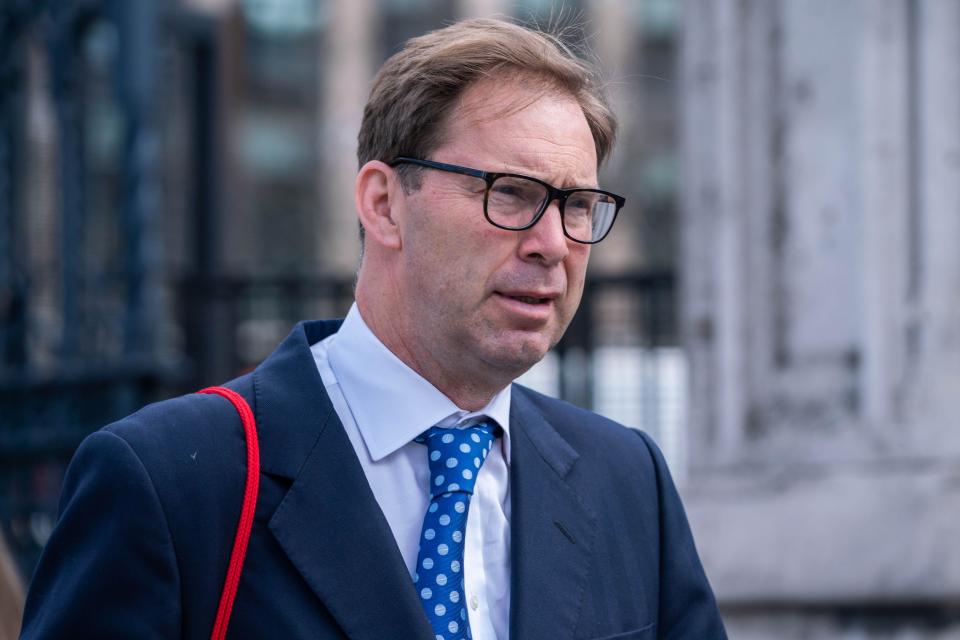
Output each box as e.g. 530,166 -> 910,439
198,386 -> 261,640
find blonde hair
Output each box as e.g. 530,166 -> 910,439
357,17 -> 617,175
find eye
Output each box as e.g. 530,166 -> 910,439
566,193 -> 595,216
491,180 -> 536,201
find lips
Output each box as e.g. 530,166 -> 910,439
490,288 -> 561,325
496,291 -> 559,305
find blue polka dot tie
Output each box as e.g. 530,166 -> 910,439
413,423 -> 496,640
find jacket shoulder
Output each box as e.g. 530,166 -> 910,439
512,383 -> 656,456
89,374 -> 255,543
101,374 -> 254,463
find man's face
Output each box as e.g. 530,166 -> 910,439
393,77 -> 597,384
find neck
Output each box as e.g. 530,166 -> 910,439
355,283 -> 510,412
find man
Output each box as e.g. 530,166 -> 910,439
21,18 -> 726,640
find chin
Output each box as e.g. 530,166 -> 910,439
479,331 -> 554,375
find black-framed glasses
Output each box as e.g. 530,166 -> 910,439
389,157 -> 625,244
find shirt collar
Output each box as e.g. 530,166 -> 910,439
327,304 -> 512,463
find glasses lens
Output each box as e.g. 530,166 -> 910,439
563,191 -> 618,243
486,176 -> 549,229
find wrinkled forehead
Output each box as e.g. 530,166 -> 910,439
431,73 -> 598,181
437,72 -> 582,143
458,72 -> 567,120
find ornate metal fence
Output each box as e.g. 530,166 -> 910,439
0,0 -> 217,581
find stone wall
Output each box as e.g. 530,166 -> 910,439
679,0 -> 960,637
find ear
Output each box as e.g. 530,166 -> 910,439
355,160 -> 404,250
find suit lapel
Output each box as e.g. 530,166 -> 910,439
267,407 -> 434,640
251,321 -> 434,640
509,389 -> 597,640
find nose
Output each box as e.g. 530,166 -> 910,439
517,199 -> 569,266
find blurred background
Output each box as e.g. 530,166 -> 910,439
1,0 -> 958,638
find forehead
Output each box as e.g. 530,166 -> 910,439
436,75 -> 598,184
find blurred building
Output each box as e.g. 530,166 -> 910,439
680,1 -> 960,638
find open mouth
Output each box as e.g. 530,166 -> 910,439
497,292 -> 553,305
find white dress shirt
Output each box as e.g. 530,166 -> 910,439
310,304 -> 511,640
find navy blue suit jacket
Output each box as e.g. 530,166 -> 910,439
21,320 -> 726,639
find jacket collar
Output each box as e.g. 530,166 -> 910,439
251,319 -> 342,479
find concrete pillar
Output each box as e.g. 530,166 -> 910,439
911,0 -> 960,451
858,0 -> 911,431
680,0 -> 756,464
319,0 -> 374,274
585,0 -> 641,274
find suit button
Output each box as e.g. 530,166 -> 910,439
470,595 -> 479,611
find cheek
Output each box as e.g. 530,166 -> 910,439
566,246 -> 590,284
405,190 -> 486,255
401,198 -> 455,271
402,209 -> 494,305
562,248 -> 590,310
426,220 -> 514,289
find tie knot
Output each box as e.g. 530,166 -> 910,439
417,423 -> 495,498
